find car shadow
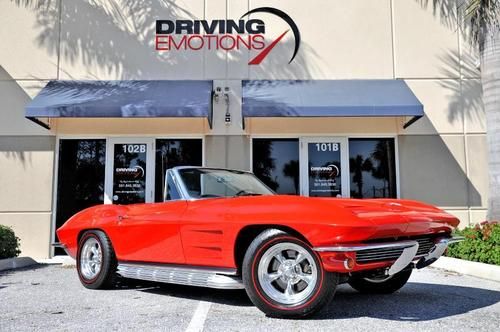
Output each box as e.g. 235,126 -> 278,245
116,279 -> 500,320
115,278 -> 253,307
315,282 -> 500,321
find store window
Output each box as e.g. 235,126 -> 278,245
252,138 -> 300,195
155,139 -> 202,202
55,139 -> 106,254
348,138 -> 397,198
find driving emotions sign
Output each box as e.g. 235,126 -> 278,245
155,7 -> 300,65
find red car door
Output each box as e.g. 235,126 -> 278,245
110,201 -> 188,264
179,198 -> 233,267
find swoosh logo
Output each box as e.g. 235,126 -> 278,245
327,164 -> 340,177
132,165 -> 145,178
241,7 -> 301,65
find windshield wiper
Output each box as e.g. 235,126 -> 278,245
199,194 -> 223,198
234,190 -> 262,197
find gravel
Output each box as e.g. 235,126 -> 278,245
1,265 -> 499,331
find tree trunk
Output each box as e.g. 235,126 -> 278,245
482,27 -> 500,221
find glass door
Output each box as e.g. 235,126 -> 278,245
105,138 -> 154,204
55,139 -> 106,254
299,137 -> 349,197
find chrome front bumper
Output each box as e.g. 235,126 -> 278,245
415,236 -> 464,269
314,236 -> 464,275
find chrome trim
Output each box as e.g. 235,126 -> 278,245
416,236 -> 465,269
315,236 -> 463,272
387,242 -> 418,275
173,165 -> 253,174
164,169 -> 186,201
257,242 -> 318,305
313,240 -> 418,252
119,262 -> 239,276
80,237 -> 102,280
446,236 -> 465,244
116,263 -> 244,290
169,166 -> 276,201
170,168 -> 191,200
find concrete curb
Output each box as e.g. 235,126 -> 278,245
431,256 -> 500,282
0,257 -> 38,272
36,255 -> 76,267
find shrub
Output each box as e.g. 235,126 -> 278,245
0,225 -> 21,259
446,222 -> 500,265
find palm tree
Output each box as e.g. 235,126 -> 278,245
423,1 -> 500,220
370,140 -> 396,198
283,160 -> 300,194
460,0 -> 500,221
349,155 -> 374,198
252,140 -> 279,191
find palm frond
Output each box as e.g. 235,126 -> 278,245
458,0 -> 500,46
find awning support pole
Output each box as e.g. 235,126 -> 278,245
26,116 -> 51,130
207,89 -> 215,129
403,115 -> 422,129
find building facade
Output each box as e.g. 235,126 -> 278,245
0,0 -> 487,259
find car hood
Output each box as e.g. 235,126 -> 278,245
228,195 -> 459,240
331,197 -> 459,237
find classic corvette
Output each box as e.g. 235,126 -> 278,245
57,166 -> 462,318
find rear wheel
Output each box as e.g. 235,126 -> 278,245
77,230 -> 117,289
348,268 -> 412,294
242,229 -> 339,318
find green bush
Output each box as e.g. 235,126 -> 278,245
446,222 -> 500,265
0,225 -> 21,259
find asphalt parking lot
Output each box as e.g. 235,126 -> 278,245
1,265 -> 499,332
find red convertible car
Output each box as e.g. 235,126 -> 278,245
57,166 -> 462,318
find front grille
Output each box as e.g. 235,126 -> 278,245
356,247 -> 404,263
356,237 -> 436,264
415,237 -> 436,256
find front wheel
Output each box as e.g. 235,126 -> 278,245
242,229 -> 339,318
348,268 -> 412,294
77,230 -> 118,289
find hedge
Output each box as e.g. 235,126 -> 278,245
446,222 -> 500,266
0,225 -> 21,259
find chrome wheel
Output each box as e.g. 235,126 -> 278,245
80,237 -> 102,280
257,242 -> 318,305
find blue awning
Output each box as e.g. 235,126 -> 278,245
26,80 -> 214,128
242,80 -> 423,128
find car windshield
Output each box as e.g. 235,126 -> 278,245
177,168 -> 275,199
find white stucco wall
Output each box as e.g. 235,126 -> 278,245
0,0 -> 488,258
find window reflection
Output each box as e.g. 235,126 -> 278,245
155,139 -> 202,202
308,142 -> 342,197
56,139 -> 105,254
348,138 -> 397,198
252,139 -> 299,195
112,144 -> 147,204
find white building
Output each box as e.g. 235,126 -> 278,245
0,0 -> 486,259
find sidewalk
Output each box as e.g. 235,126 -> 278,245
431,256 -> 500,282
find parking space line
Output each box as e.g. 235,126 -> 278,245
185,300 -> 212,332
